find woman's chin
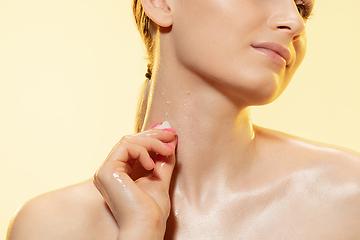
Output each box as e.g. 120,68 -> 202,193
214,73 -> 285,107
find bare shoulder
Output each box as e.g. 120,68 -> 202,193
254,126 -> 360,236
255,125 -> 360,232
7,179 -> 118,240
254,124 -> 360,171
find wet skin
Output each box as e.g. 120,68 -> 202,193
6,0 -> 360,239
7,126 -> 360,240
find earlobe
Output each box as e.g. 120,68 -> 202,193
142,0 -> 173,27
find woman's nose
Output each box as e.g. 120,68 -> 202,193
268,1 -> 306,41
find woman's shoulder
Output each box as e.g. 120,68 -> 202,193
254,124 -> 360,164
254,126 -> 360,236
255,124 -> 360,192
7,179 -> 118,240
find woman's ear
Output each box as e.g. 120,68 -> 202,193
142,0 -> 173,27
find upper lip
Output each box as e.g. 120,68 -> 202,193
251,42 -> 291,65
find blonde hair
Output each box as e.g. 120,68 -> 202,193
133,0 -> 155,133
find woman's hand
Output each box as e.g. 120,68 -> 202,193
93,122 -> 177,240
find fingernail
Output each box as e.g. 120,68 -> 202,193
154,121 -> 171,130
162,128 -> 176,133
163,143 -> 175,150
150,122 -> 162,129
150,158 -> 156,168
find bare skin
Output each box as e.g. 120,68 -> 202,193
7,128 -> 360,240
6,0 -> 360,239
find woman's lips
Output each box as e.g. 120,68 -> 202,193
251,42 -> 291,68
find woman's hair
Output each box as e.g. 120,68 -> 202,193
133,0 -> 155,133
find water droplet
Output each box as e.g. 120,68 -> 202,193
166,101 -> 170,105
113,173 -> 127,190
186,91 -> 190,94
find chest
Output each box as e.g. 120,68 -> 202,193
164,187 -> 358,240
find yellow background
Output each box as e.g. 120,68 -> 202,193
1,0 -> 359,237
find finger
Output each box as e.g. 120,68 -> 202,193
105,129 -> 175,160
108,137 -> 175,165
106,141 -> 156,170
95,133 -> 176,201
132,128 -> 176,143
151,136 -> 177,189
93,143 -> 157,214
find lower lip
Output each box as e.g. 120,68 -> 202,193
253,47 -> 286,68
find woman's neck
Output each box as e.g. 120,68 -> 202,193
142,64 -> 257,203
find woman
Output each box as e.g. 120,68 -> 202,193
7,0 -> 360,239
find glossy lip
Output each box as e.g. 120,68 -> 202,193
251,42 -> 291,67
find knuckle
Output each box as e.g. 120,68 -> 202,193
116,139 -> 130,150
118,137 -> 132,148
120,135 -> 131,141
139,147 -> 148,157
